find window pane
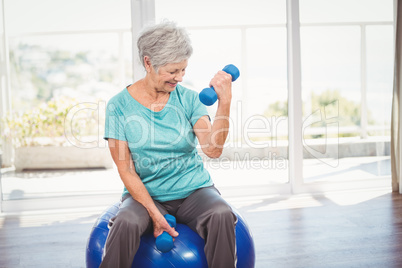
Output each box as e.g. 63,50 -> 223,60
301,24 -> 392,184
366,25 -> 394,134
3,0 -> 132,201
300,0 -> 394,23
245,27 -> 289,184
5,0 -> 131,33
301,26 -> 361,117
9,32 -> 131,111
155,0 -> 286,26
246,28 -> 288,116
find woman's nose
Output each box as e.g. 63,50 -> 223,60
175,71 -> 184,82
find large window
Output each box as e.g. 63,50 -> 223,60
155,0 -> 394,193
1,0 -> 395,198
299,0 -> 394,189
1,0 -> 132,204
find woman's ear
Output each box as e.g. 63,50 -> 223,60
144,56 -> 152,73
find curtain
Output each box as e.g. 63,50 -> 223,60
392,0 -> 402,193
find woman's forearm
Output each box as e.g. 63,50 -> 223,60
119,169 -> 161,219
194,70 -> 233,158
207,101 -> 231,157
108,139 -> 159,218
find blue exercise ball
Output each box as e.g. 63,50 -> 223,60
86,202 -> 255,268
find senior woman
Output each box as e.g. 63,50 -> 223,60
100,21 -> 237,268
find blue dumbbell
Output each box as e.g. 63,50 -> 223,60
199,64 -> 240,106
155,214 -> 176,253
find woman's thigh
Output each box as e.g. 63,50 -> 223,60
115,196 -> 169,233
175,186 -> 234,231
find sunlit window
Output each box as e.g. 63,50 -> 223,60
6,0 -> 132,111
1,0 -> 395,196
300,0 -> 394,185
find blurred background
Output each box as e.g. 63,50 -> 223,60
0,0 -> 396,211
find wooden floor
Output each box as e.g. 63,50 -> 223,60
1,188 -> 402,268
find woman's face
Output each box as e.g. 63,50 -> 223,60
147,59 -> 188,92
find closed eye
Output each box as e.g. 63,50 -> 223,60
169,69 -> 186,75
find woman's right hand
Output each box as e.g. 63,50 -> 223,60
209,70 -> 233,105
152,213 -> 179,239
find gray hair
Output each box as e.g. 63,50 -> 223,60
137,21 -> 193,71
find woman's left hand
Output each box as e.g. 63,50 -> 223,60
209,70 -> 233,105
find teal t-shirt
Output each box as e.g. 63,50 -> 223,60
104,84 -> 213,202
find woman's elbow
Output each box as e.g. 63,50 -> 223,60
203,147 -> 223,159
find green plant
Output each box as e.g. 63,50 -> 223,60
2,97 -> 102,147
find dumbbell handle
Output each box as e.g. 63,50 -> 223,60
155,214 -> 176,253
199,64 -> 240,106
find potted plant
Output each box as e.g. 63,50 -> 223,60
2,97 -> 112,171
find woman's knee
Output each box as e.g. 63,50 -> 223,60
209,201 -> 237,224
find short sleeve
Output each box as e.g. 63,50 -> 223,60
189,94 -> 210,127
104,101 -> 127,141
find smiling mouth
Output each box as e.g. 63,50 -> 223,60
167,82 -> 177,87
